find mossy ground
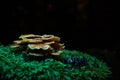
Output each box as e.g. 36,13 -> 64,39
0,45 -> 111,80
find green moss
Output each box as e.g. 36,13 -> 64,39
0,45 -> 111,80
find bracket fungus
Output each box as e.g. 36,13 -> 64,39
11,34 -> 65,56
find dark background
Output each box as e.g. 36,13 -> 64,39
1,0 -> 119,80
1,0 -> 114,50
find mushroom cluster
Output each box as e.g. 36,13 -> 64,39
11,34 -> 65,56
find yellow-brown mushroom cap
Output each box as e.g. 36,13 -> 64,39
28,44 -> 51,50
19,34 -> 41,39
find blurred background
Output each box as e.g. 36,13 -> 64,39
0,0 -> 118,80
1,0 -> 114,50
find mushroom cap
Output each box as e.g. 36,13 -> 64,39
19,34 -> 41,39
51,51 -> 63,55
50,43 -> 65,50
41,35 -> 60,42
44,41 -> 55,45
13,40 -> 22,44
28,44 -> 51,50
13,38 -> 43,44
22,38 -> 43,43
11,44 -> 21,48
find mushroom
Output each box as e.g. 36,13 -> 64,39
11,34 -> 65,57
